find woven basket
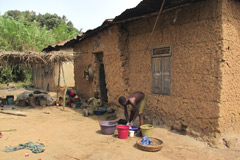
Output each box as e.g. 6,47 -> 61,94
136,137 -> 163,152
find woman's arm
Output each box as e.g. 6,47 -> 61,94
124,105 -> 129,122
130,107 -> 139,124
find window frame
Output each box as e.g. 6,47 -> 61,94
151,45 -> 172,95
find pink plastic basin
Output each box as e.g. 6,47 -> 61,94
117,125 -> 129,139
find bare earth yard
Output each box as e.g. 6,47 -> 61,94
0,89 -> 240,160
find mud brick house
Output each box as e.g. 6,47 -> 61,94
70,0 -> 240,143
32,38 -> 76,91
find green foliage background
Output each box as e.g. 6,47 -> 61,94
0,10 -> 81,52
0,10 -> 81,84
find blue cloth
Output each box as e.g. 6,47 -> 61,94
140,136 -> 152,145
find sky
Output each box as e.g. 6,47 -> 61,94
0,0 -> 142,32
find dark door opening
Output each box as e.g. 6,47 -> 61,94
96,52 -> 108,102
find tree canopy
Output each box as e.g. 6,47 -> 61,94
0,10 -> 82,52
4,10 -> 80,31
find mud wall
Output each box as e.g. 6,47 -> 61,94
33,48 -> 75,91
74,26 -> 128,100
219,0 -> 240,133
56,62 -> 75,88
32,64 -> 56,91
72,0 -> 240,138
123,0 -> 223,137
57,48 -> 75,88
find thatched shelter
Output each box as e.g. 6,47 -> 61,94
0,51 -> 73,65
0,50 -> 74,93
0,50 -> 75,110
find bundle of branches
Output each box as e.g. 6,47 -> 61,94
0,51 -> 74,65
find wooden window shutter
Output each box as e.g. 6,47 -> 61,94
161,57 -> 171,95
152,58 -> 162,94
152,46 -> 171,95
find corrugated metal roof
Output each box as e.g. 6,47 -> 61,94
42,19 -> 114,52
79,0 -> 202,41
42,34 -> 82,52
51,38 -> 75,48
113,0 -> 202,22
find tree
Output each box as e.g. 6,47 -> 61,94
36,13 -> 61,29
3,10 -> 80,32
4,10 -> 22,20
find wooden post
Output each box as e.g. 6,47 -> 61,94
0,111 -> 26,117
56,59 -> 61,102
61,63 -> 67,111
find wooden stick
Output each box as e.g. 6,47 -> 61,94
61,64 -> 67,111
65,155 -> 80,160
0,111 -> 26,117
1,129 -> 17,132
145,0 -> 165,54
56,58 -> 61,101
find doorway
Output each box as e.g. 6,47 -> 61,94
95,52 -> 108,102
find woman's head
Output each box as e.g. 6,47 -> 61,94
118,96 -> 126,105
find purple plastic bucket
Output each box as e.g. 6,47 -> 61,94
99,121 -> 117,135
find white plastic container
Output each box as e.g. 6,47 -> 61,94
129,130 -> 135,137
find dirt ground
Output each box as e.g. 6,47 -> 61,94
0,88 -> 240,160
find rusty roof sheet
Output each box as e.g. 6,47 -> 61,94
75,0 -> 201,42
42,34 -> 82,52
77,0 -> 202,42
113,0 -> 202,22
